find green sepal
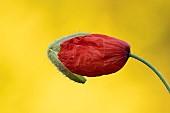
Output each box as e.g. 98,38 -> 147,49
48,32 -> 89,52
47,32 -> 89,83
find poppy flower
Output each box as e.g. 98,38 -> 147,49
47,32 -> 170,93
58,34 -> 130,77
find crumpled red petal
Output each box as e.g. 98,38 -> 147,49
58,34 -> 130,77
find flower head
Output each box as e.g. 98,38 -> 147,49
47,33 -> 170,93
58,34 -> 130,77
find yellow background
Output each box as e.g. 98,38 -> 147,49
0,0 -> 170,113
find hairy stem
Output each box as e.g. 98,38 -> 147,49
129,53 -> 170,93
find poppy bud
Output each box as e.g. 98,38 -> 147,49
47,33 -> 170,93
58,34 -> 130,77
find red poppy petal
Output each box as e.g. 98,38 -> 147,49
58,34 -> 130,77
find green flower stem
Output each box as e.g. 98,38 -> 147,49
129,53 -> 170,93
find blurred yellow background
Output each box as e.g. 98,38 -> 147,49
0,0 -> 170,113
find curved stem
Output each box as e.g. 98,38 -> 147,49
129,53 -> 170,94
